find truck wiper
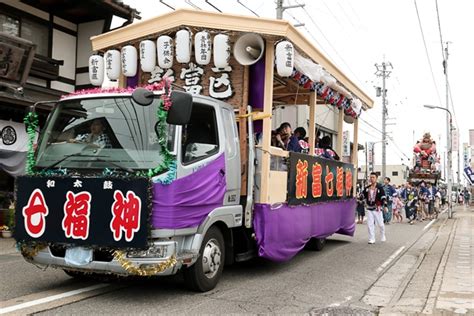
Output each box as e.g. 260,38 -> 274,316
92,157 -> 134,173
45,152 -> 100,170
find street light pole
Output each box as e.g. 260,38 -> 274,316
424,104 -> 453,219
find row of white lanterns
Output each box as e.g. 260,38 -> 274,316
89,30 -> 294,86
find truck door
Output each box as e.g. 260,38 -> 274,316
220,106 -> 241,205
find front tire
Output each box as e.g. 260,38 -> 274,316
184,226 -> 225,292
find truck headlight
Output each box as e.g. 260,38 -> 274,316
126,244 -> 167,258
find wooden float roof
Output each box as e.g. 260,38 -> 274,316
91,8 -> 373,109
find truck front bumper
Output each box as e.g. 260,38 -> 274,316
26,241 -> 196,277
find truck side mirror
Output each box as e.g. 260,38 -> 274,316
167,91 -> 193,125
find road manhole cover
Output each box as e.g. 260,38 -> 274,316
310,306 -> 375,316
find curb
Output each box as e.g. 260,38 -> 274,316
421,217 -> 458,314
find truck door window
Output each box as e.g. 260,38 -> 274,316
181,103 -> 219,164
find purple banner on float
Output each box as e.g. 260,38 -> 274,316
152,154 -> 226,229
253,199 -> 356,262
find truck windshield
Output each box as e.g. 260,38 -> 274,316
35,96 -> 174,171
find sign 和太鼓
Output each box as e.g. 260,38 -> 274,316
14,176 -> 150,249
287,152 -> 355,206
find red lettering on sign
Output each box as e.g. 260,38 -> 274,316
312,162 -> 323,198
336,166 -> 344,197
295,159 -> 308,199
22,189 -> 49,238
110,191 -> 142,242
62,191 -> 91,240
345,168 -> 353,196
325,166 -> 334,197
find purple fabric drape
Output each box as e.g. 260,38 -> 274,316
249,58 -> 265,133
152,154 -> 226,229
253,199 -> 356,262
126,73 -> 139,88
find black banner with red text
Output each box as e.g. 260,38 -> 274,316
14,176 -> 149,249
287,152 -> 355,206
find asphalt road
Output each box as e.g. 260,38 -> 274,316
0,218 -> 434,315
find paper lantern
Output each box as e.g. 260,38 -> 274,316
175,29 -> 192,63
105,49 -> 120,81
121,45 -> 137,77
275,41 -> 294,77
344,115 -> 355,124
194,31 -> 211,65
88,55 -> 104,86
213,34 -> 230,68
157,35 -> 174,69
139,40 -> 156,72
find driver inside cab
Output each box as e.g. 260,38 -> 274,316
69,119 -> 112,148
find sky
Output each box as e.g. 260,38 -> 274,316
119,0 -> 472,182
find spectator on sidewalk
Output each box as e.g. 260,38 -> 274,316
463,188 -> 470,205
362,172 -> 387,244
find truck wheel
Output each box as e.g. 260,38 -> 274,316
183,226 -> 225,292
63,269 -> 89,279
305,237 -> 326,251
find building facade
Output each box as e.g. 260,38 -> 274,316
359,164 -> 410,186
0,0 -> 138,212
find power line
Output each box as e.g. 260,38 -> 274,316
236,0 -> 259,17
413,0 -> 443,106
294,0 -> 367,88
205,0 -> 222,12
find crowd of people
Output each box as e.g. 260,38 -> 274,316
357,177 -> 445,227
271,122 -> 340,160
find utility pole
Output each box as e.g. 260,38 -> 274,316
276,0 -> 305,20
375,61 -> 392,180
444,42 -> 453,218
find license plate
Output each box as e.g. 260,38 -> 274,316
64,247 -> 93,266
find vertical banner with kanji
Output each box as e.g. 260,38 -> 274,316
287,152 -> 355,205
14,177 -> 150,248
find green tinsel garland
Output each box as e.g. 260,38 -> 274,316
24,112 -> 39,175
144,99 -> 175,178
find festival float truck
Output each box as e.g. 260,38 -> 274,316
409,132 -> 441,184
14,9 -> 373,291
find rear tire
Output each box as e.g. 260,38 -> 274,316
305,237 -> 326,251
183,226 -> 225,292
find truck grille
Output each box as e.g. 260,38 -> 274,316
49,245 -> 114,262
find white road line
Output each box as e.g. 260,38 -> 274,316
0,284 -> 109,314
423,219 -> 436,231
377,246 -> 405,273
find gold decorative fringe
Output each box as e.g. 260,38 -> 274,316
113,250 -> 177,276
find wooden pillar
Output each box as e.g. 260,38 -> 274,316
308,92 -> 317,155
239,66 -> 249,195
336,108 -> 344,155
258,40 -> 275,204
352,118 -> 359,196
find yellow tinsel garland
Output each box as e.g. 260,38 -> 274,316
113,250 -> 178,276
